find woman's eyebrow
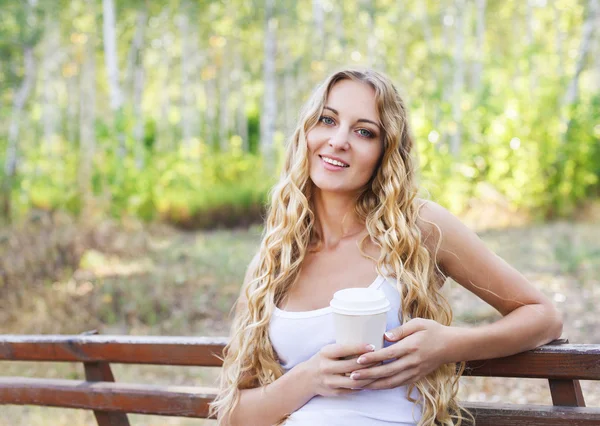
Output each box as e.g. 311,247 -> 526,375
324,106 -> 381,129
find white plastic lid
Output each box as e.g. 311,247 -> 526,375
329,287 -> 391,316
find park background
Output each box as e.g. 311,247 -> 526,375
1,0 -> 599,424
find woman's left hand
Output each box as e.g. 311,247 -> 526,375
349,318 -> 456,390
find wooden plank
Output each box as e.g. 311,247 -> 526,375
462,402 -> 600,425
549,379 -> 586,407
2,378 -> 600,424
0,377 -> 215,418
462,344 -> 600,380
2,336 -> 600,380
84,362 -> 130,426
0,335 -> 227,366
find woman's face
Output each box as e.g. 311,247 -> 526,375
307,79 -> 384,195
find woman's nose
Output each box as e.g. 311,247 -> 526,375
329,128 -> 350,150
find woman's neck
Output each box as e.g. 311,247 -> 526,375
311,189 -> 365,250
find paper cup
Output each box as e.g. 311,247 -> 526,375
330,287 -> 391,351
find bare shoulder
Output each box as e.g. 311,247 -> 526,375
413,198 -> 477,273
414,198 -> 447,250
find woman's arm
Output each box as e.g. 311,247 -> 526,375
416,199 -> 563,362
348,200 -> 563,389
223,254 -> 377,425
226,361 -> 315,426
224,253 -> 313,425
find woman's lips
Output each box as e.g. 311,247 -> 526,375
320,155 -> 349,171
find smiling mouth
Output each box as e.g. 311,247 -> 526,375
319,155 -> 350,168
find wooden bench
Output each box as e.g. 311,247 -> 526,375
1,334 -> 599,425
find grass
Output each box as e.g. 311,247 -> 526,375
1,220 -> 600,425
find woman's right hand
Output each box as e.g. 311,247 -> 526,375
303,343 -> 379,397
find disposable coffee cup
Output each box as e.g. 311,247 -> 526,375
329,287 -> 391,352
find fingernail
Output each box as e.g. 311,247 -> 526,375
366,344 -> 375,351
357,356 -> 366,364
350,372 -> 360,380
385,332 -> 394,339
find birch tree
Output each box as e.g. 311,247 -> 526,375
157,9 -> 174,152
312,0 -> 325,61
2,0 -> 40,221
261,0 -> 277,169
179,1 -> 195,154
79,0 -> 97,218
552,1 -> 565,76
234,41 -> 249,151
526,0 -> 536,95
219,46 -> 231,152
102,0 -> 125,157
472,0 -> 486,93
130,8 -> 148,169
560,0 -> 599,142
451,0 -> 466,157
41,13 -> 63,154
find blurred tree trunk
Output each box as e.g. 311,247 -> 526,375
131,8 -> 148,169
312,0 -> 325,61
451,0 -> 466,157
2,0 -> 39,222
441,3 -> 453,105
261,0 -> 277,170
157,9 -> 173,153
234,41 -> 249,151
472,0 -> 486,93
560,0 -> 599,142
365,0 -> 377,68
333,3 -> 345,51
102,0 -> 125,157
79,0 -> 97,219
552,1 -> 564,77
219,49 -> 231,151
41,13 -> 62,155
596,10 -> 600,91
283,54 -> 296,138
179,1 -> 195,155
66,69 -> 79,145
526,0 -> 536,95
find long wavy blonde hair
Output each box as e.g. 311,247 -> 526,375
210,68 -> 468,425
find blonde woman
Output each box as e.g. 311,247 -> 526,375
210,69 -> 563,426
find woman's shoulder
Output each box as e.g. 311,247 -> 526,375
413,198 -> 462,262
414,198 -> 445,239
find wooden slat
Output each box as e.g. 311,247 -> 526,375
462,343 -> 600,380
0,335 -> 227,366
462,402 -> 600,425
3,378 -> 600,424
0,377 -> 215,418
549,379 -> 586,407
2,336 -> 600,380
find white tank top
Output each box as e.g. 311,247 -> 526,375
269,274 -> 423,425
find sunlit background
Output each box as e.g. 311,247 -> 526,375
1,0 -> 599,424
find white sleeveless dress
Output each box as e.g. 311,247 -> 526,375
269,274 -> 423,425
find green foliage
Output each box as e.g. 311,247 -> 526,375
1,0 -> 599,226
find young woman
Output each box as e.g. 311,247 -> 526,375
210,69 -> 563,426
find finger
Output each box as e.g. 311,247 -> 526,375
355,342 -> 412,366
362,368 -> 419,390
322,343 -> 375,360
332,388 -> 364,395
329,357 -> 380,375
384,318 -> 428,342
349,357 -> 410,381
328,374 -> 377,390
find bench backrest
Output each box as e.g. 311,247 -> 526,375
1,335 -> 600,425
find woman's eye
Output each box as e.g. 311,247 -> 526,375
320,116 -> 335,125
358,129 -> 374,138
